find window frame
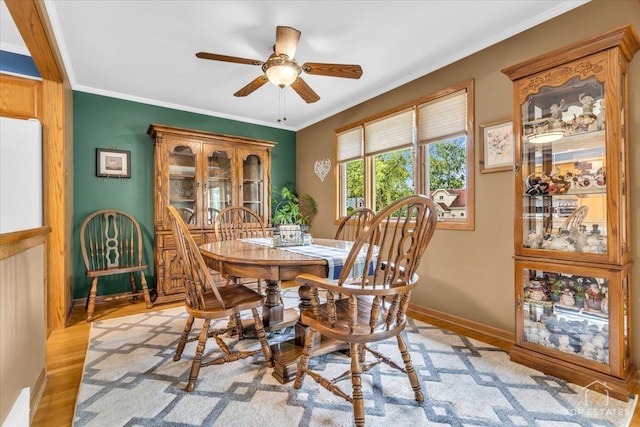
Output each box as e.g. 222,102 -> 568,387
334,79 -> 475,230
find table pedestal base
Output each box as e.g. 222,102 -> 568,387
263,279 -> 283,327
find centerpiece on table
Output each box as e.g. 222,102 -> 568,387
272,185 -> 317,246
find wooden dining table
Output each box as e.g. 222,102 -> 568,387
199,237 -> 354,383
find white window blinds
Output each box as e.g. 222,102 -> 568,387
417,90 -> 467,144
364,109 -> 413,156
336,126 -> 363,162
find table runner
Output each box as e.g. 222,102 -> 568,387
241,237 -> 370,280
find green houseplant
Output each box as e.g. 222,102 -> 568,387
272,186 -> 317,227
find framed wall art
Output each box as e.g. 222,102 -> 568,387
479,120 -> 514,173
96,148 -> 131,178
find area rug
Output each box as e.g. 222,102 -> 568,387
74,288 -> 636,426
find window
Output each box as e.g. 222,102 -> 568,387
335,80 -> 474,230
373,147 -> 415,211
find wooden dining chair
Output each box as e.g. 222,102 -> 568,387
166,205 -> 273,392
334,207 -> 375,241
79,209 -> 153,322
214,206 -> 269,291
175,207 -> 195,224
215,206 -> 267,241
293,195 -> 438,427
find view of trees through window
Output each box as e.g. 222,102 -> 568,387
427,136 -> 467,219
345,159 -> 364,213
373,148 -> 414,211
344,148 -> 416,214
336,81 -> 474,229
428,137 -> 466,190
345,139 -> 466,216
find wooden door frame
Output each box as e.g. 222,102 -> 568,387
5,0 -> 73,331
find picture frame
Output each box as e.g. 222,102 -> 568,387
479,120 -> 514,173
96,148 -> 131,178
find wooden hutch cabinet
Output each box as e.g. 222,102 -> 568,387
147,124 -> 275,304
502,25 -> 639,400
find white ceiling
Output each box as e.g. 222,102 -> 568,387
1,1 -> 589,131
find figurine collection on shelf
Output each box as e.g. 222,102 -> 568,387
523,76 -> 605,142
527,222 -> 607,254
524,167 -> 606,196
523,272 -> 609,363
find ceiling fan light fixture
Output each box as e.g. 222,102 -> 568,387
263,54 -> 300,87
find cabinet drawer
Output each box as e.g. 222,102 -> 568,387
157,232 -> 205,249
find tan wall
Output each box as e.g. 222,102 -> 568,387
0,243 -> 47,424
297,0 -> 640,355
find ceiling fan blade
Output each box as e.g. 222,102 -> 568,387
275,26 -> 301,59
291,77 -> 320,103
196,52 -> 263,66
234,75 -> 269,97
302,62 -> 363,79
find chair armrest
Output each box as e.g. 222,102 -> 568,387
295,273 -> 411,297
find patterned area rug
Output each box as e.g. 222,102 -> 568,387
74,289 -> 636,426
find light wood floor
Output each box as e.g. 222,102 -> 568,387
32,288 -> 640,427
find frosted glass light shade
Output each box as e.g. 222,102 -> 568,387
528,131 -> 564,144
266,64 -> 299,87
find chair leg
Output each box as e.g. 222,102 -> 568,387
350,342 -> 365,427
251,308 -> 273,367
233,312 -> 244,340
129,272 -> 138,302
140,272 -> 153,308
174,315 -> 194,362
86,277 -> 98,322
186,318 -> 210,392
226,312 -> 243,338
397,333 -> 424,402
358,343 -> 366,363
293,327 -> 316,389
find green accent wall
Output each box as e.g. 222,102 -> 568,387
73,91 -> 296,299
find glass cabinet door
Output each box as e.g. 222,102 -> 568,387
520,75 -> 608,257
519,265 -> 610,365
516,259 -> 632,378
168,145 -> 197,226
205,149 -> 232,226
241,153 -> 265,218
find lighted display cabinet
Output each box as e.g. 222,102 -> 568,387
502,25 -> 639,400
147,124 -> 275,303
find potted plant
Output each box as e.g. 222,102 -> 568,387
272,185 -> 317,227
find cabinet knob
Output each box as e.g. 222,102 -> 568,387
515,162 -> 520,172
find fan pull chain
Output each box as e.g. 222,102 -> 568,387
277,87 -> 287,125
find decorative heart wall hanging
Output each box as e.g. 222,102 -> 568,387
314,158 -> 331,182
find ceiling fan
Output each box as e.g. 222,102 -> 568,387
196,26 -> 363,103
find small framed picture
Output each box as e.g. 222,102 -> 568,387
479,120 -> 514,173
96,148 -> 131,178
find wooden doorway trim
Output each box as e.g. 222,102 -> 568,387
5,0 -> 73,331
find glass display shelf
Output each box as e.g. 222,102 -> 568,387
522,269 -> 609,364
520,125 -> 607,254
208,177 -> 231,183
168,168 -> 195,178
207,166 -> 231,179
